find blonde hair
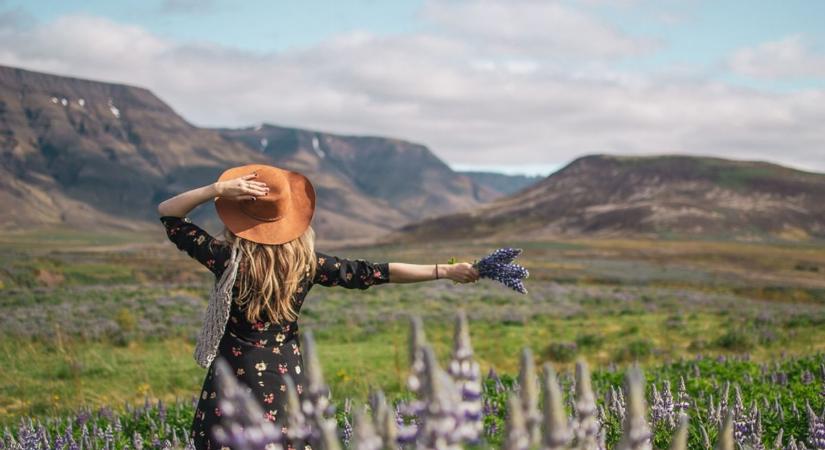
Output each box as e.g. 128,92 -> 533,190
221,225 -> 318,324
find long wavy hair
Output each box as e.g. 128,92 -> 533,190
221,225 -> 318,324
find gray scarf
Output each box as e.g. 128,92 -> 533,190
194,238 -> 243,369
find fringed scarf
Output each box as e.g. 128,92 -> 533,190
194,238 -> 243,369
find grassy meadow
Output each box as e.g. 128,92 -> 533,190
1,227 -> 824,426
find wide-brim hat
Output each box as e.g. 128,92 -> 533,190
214,164 -> 316,245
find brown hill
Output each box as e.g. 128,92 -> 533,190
384,154 -> 825,243
0,65 -> 496,245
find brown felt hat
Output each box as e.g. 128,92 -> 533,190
214,164 -> 316,245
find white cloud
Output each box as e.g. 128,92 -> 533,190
420,0 -> 658,60
0,1 -> 824,174
728,34 -> 825,80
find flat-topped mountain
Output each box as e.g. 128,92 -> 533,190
0,64 -> 502,244
384,154 -> 825,242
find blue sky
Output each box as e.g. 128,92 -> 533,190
1,0 -> 824,175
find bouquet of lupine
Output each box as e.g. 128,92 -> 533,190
450,247 -> 529,294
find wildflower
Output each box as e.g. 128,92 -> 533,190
470,247 -> 529,294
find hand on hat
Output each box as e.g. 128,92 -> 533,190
215,173 -> 270,201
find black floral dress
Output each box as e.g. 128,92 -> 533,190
160,216 -> 391,450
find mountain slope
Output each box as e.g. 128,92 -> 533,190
384,154 -> 825,243
218,124 -> 498,236
0,65 -> 493,244
0,65 -> 270,231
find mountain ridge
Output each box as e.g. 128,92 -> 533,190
0,64 -> 510,245
383,153 -> 825,243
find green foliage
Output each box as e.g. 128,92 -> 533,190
713,330 -> 755,351
574,333 -> 605,350
614,338 -> 654,362
115,308 -> 137,333
542,341 -> 578,363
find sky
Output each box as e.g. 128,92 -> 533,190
1,0 -> 824,176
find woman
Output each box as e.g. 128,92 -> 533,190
157,163 -> 480,450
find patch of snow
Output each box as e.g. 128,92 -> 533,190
108,99 -> 120,119
312,136 -> 325,159
254,123 -> 263,131
78,98 -> 85,107
60,98 -> 68,106
260,137 -> 268,151
51,97 -> 58,104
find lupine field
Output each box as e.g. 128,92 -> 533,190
1,229 -> 825,449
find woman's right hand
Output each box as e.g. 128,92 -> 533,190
445,262 -> 480,283
214,174 -> 269,201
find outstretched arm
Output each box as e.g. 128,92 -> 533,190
388,262 -> 479,284
312,254 -> 479,288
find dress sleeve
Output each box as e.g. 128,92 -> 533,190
312,251 -> 391,289
159,216 -> 230,277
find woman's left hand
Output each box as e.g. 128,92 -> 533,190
215,174 -> 269,201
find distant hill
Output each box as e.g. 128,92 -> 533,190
0,64 -> 495,245
457,171 -> 544,198
384,154 -> 825,243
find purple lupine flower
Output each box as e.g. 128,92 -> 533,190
367,390 -> 397,448
75,410 -> 91,427
518,348 -> 542,448
283,374 -> 312,444
448,310 -> 484,443
616,367 -> 652,450
574,360 -> 601,450
133,430 -> 145,450
807,403 -> 825,449
802,370 -> 815,385
504,394 -> 529,450
675,377 -> 690,413
298,329 -> 340,448
210,357 -> 284,450
351,405 -> 382,450
341,414 -> 353,448
472,247 -> 529,294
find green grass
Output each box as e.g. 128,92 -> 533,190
3,308 -> 825,424
2,233 -> 825,425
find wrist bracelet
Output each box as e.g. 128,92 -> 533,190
435,263 -> 439,280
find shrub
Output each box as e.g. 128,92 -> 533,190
574,333 -> 604,350
713,330 -> 754,351
619,324 -> 640,336
542,341 -> 578,363
614,339 -> 654,362
115,308 -> 137,333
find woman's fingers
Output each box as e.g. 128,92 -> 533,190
243,186 -> 269,196
241,173 -> 257,180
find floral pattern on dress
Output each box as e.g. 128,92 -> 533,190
159,215 -> 390,450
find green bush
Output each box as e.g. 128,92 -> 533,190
575,333 -> 604,349
713,330 -> 754,351
115,308 -> 137,332
614,339 -> 654,362
619,324 -> 640,336
542,341 -> 578,363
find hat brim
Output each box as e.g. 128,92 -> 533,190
214,164 -> 316,245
